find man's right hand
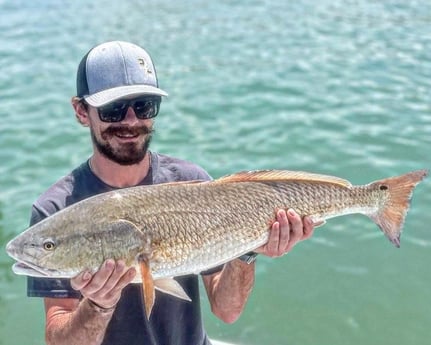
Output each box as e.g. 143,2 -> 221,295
71,259 -> 136,309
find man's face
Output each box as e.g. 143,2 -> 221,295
87,104 -> 154,165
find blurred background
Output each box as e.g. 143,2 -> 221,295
0,0 -> 430,344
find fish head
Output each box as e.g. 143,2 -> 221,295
6,217 -> 102,278
7,233 -> 72,278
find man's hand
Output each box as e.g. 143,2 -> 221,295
71,259 -> 136,309
255,209 -> 314,257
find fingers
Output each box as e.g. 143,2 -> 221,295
71,270 -> 93,291
256,208 -> 315,257
265,214 -> 284,255
71,259 -> 136,309
101,263 -> 135,297
302,216 -> 315,240
276,209 -> 290,252
285,209 -> 303,252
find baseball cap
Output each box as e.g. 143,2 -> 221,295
76,41 -> 168,107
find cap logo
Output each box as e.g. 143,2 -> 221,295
138,58 -> 152,74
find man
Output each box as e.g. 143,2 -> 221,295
28,41 -> 315,345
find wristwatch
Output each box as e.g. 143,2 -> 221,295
237,252 -> 258,264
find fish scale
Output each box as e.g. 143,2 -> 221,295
107,180 -> 380,277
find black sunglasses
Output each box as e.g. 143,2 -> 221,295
95,96 -> 161,123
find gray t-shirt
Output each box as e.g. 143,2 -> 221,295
27,152 -> 217,345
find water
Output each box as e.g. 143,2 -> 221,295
0,1 -> 430,344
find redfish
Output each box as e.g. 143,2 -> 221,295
6,169 -> 428,316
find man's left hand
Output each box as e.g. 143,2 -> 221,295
255,209 -> 314,257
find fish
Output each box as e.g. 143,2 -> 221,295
6,169 -> 428,316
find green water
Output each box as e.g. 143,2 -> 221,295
0,1 -> 430,344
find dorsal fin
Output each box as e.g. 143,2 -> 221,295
213,170 -> 352,188
159,180 -> 206,187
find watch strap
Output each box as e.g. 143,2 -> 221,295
237,252 -> 258,264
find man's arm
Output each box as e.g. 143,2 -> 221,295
44,260 -> 136,345
203,209 -> 314,323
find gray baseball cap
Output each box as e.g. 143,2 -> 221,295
76,41 -> 168,107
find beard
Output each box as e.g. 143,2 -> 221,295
91,124 -> 154,165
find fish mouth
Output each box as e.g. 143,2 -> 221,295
6,241 -> 53,277
11,260 -> 61,278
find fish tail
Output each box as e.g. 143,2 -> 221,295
369,169 -> 428,247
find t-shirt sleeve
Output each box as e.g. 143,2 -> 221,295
200,265 -> 224,276
27,277 -> 81,298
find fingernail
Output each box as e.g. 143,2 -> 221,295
288,209 -> 295,216
116,260 -> 126,270
83,272 -> 91,281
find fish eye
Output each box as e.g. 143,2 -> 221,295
43,240 -> 56,251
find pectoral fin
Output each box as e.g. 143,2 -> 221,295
139,256 -> 155,318
154,278 -> 192,302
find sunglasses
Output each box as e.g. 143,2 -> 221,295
95,96 -> 161,123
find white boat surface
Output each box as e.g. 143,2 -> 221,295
211,339 -> 241,345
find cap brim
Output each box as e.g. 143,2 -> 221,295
84,85 -> 168,107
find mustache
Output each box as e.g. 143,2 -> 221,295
102,125 -> 154,137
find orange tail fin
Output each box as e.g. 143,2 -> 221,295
369,169 -> 428,247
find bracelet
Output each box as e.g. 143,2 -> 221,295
86,299 -> 116,314
237,252 -> 258,264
